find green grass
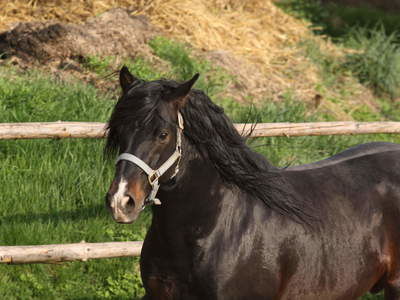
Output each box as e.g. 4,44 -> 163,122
299,34 -> 400,110
1,35 -> 399,298
82,55 -> 116,77
148,36 -> 232,96
344,26 -> 400,98
278,0 -> 400,99
0,68 -> 147,299
276,0 -> 400,38
324,4 -> 400,38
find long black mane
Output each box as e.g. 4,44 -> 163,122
182,89 -> 315,224
105,79 -> 315,224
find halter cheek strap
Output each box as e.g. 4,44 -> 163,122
115,112 -> 184,207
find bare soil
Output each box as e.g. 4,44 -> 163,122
0,8 -> 165,93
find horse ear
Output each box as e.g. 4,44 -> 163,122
119,66 -> 139,93
166,73 -> 199,108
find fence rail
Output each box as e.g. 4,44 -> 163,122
2,120 -> 400,264
0,241 -> 143,264
2,121 -> 400,140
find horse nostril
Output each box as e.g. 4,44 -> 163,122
126,196 -> 135,209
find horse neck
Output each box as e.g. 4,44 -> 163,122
149,139 -> 264,253
153,142 -> 227,228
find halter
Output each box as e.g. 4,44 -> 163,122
115,112 -> 184,207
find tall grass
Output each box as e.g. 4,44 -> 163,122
301,27 -> 400,99
344,27 -> 400,98
278,0 -> 400,100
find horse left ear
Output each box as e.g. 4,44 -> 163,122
119,66 -> 139,94
166,73 -> 199,108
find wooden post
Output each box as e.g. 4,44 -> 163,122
0,241 -> 143,264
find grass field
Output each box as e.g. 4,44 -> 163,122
1,34 -> 399,298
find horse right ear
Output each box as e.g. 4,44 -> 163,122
119,66 -> 139,93
165,73 -> 199,109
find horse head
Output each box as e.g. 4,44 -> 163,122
105,66 -> 199,223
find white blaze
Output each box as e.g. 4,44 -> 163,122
111,178 -> 129,210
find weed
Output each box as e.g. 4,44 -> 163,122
344,26 -> 400,98
82,55 -> 115,76
123,57 -> 165,81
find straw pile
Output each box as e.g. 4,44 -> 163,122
0,1 -> 134,29
0,0 -> 373,114
135,1 -> 320,94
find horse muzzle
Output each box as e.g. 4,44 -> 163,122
106,178 -> 145,224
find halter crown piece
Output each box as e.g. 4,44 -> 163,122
115,112 -> 184,207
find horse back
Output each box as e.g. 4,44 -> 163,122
278,142 -> 400,298
288,142 -> 400,171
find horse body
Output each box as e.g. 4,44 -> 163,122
105,68 -> 400,299
140,143 -> 400,300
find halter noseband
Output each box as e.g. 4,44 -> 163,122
115,112 -> 184,207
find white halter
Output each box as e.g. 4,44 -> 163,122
115,112 -> 184,207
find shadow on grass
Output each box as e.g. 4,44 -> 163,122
0,203 -> 108,225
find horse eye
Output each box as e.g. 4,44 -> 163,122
159,131 -> 168,141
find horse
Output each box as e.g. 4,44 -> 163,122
105,66 -> 400,300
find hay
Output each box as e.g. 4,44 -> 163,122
133,1 -> 319,100
0,0 -> 374,115
0,1 -> 320,98
0,1 -> 133,29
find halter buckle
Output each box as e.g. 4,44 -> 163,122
148,171 -> 160,185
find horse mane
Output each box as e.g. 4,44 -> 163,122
182,89 -> 315,225
105,79 -> 315,225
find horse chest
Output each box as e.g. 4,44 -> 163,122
141,254 -> 215,300
140,228 -> 217,299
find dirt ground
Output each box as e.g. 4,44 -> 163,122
0,8 -> 163,93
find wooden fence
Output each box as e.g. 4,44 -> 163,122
2,120 -> 400,264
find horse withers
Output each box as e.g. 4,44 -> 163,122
105,66 -> 400,299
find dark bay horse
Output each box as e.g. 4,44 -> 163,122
105,66 -> 400,300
